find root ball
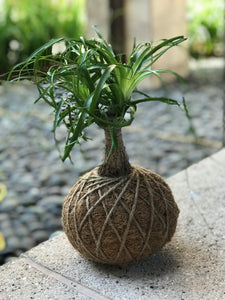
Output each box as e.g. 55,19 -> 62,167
62,165 -> 179,266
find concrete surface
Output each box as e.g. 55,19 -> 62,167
0,149 -> 225,300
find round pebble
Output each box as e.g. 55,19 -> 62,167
0,198 -> 18,213
32,230 -> 49,243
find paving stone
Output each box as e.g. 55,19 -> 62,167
0,259 -> 87,300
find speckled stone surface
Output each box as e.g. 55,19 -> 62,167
0,149 -> 225,300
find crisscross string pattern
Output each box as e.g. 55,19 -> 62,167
62,165 -> 179,266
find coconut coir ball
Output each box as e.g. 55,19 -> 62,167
62,164 -> 179,266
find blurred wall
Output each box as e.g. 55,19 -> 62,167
85,0 -> 110,39
127,0 -> 188,87
86,0 -> 188,88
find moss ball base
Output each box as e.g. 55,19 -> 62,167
62,165 -> 179,266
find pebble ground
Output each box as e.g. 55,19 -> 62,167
0,58 -> 224,264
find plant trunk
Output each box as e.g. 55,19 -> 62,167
98,128 -> 131,177
109,0 -> 126,63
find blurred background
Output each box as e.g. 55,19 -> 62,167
0,0 -> 224,265
0,0 -> 85,75
0,0 -> 224,75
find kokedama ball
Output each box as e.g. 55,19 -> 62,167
62,164 -> 179,266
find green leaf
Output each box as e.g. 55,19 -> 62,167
132,90 -> 181,106
0,182 -> 7,203
89,65 -> 116,113
0,232 -> 6,251
27,38 -> 64,62
53,99 -> 67,132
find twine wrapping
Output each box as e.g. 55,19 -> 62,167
62,164 -> 179,266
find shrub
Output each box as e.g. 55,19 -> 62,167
0,0 -> 85,75
188,0 -> 224,57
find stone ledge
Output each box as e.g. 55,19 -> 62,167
0,149 -> 225,300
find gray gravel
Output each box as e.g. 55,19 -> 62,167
0,58 -> 224,265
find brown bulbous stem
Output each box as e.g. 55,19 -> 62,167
98,127 -> 132,177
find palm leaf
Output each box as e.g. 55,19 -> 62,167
132,90 -> 181,106
7,30 -> 188,161
89,65 -> 116,114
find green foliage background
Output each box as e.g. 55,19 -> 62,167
0,0 -> 86,75
188,0 -> 224,57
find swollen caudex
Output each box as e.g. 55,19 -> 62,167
62,164 -> 179,266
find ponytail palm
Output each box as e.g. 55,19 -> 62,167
10,28 -> 186,162
10,29 -> 187,266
